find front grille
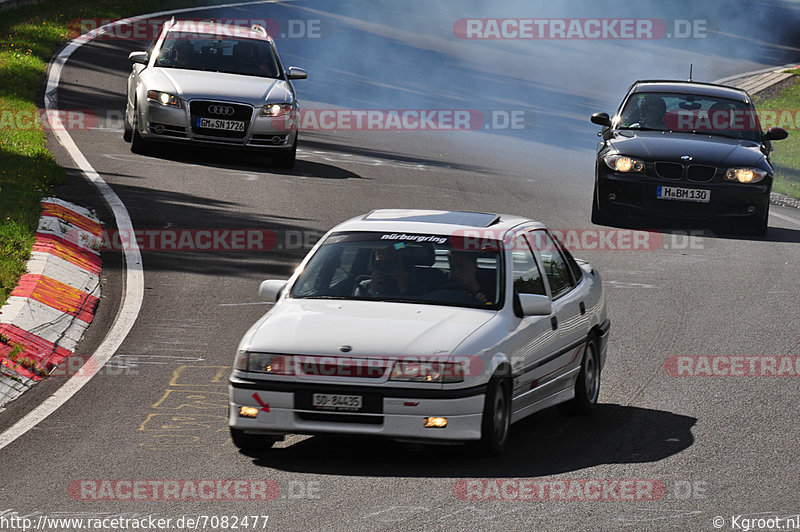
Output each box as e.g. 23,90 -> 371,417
655,162 -> 683,180
291,356 -> 391,379
687,164 -> 717,182
189,100 -> 252,139
297,412 -> 384,424
193,136 -> 244,145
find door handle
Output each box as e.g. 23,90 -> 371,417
551,316 -> 558,330
579,301 -> 586,315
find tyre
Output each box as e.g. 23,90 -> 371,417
559,336 -> 600,416
273,136 -> 297,169
748,210 -> 768,237
590,189 -> 616,226
129,106 -> 151,155
230,428 -> 280,451
478,376 -> 511,456
123,114 -> 132,142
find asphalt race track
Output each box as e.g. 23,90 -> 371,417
2,1 -> 800,530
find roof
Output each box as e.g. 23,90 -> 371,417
332,209 -> 540,237
167,20 -> 272,41
630,80 -> 750,103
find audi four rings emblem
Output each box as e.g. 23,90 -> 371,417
208,105 -> 235,116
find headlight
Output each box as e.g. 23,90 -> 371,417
725,167 -> 767,183
260,103 -> 293,117
235,351 -> 294,375
389,360 -> 464,383
146,90 -> 181,108
603,154 -> 645,173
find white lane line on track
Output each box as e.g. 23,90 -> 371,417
0,0 -> 280,451
771,210 -> 800,227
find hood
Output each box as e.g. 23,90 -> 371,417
143,67 -> 292,106
241,299 -> 496,358
607,130 -> 765,167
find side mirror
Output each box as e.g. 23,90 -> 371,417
591,112 -> 612,127
764,127 -> 788,141
518,293 -> 553,316
128,51 -> 149,65
287,67 -> 307,80
259,280 -> 287,302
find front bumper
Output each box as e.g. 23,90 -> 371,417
228,377 -> 487,442
138,99 -> 297,149
596,169 -> 770,221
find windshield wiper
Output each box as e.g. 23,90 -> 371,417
378,298 -> 434,304
617,126 -> 667,132
296,295 -> 348,300
687,130 -> 749,141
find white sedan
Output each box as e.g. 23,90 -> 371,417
228,209 -> 610,455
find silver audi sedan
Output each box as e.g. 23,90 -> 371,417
124,20 -> 306,168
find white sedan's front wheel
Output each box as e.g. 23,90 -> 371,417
230,428 -> 280,452
478,376 -> 510,456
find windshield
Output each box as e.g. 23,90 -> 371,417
617,91 -> 761,142
290,232 -> 504,310
155,33 -> 281,78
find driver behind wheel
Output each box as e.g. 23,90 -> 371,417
621,94 -> 667,130
353,247 -> 419,297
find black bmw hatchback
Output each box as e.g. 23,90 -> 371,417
590,80 -> 787,236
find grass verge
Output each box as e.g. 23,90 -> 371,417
753,68 -> 800,200
0,0 -> 231,308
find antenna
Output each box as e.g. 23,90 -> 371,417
688,64 -> 693,82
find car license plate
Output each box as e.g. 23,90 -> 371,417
196,117 -> 245,132
656,186 -> 710,203
312,393 -> 362,411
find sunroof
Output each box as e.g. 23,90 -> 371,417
364,209 -> 500,227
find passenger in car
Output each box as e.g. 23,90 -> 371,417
447,251 -> 489,303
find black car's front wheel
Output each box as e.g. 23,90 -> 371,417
591,191 -> 617,226
749,209 -> 768,237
